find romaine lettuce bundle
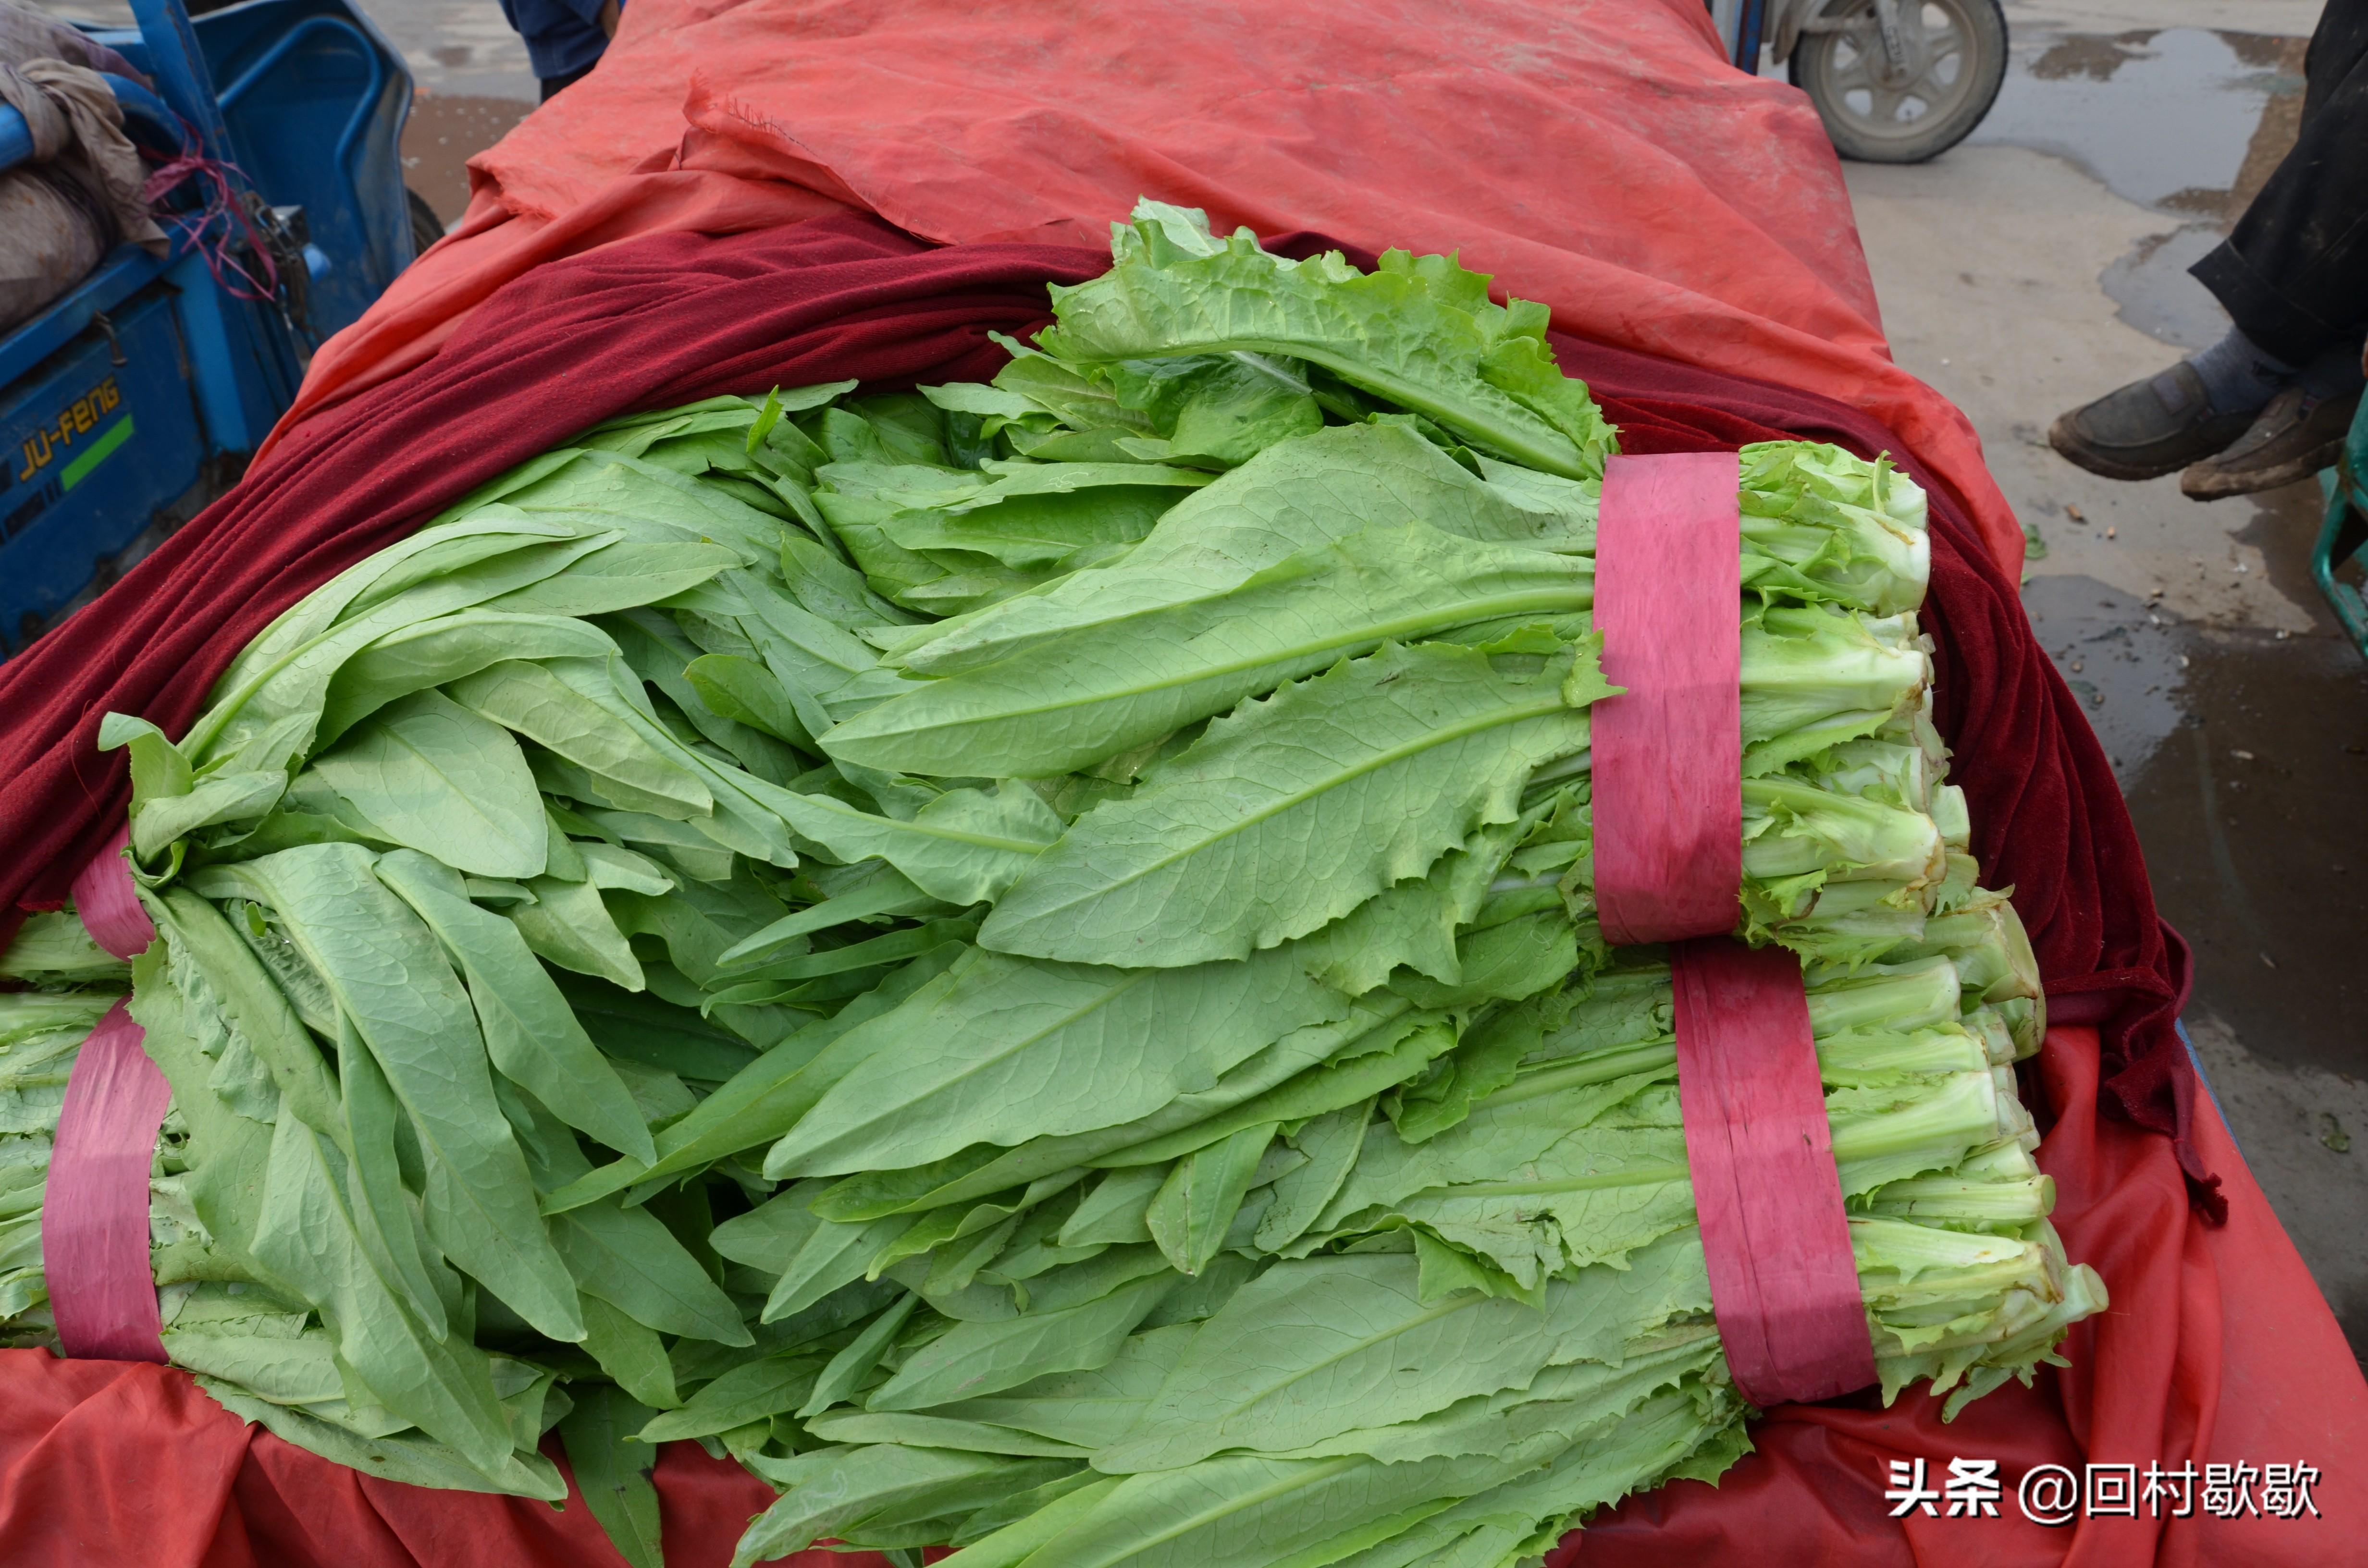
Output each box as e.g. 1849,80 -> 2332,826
0,204 -> 2099,1568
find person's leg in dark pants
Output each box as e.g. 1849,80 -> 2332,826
2051,0 -> 2368,497
2176,0 -> 2368,495
502,0 -> 619,104
540,63 -> 593,100
2194,0 -> 2368,366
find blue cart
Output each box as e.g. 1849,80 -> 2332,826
2313,395 -> 2368,664
0,0 -> 427,658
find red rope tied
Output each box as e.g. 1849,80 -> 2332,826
1671,939 -> 1876,1406
137,110 -> 281,304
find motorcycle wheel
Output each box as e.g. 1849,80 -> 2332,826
1788,0 -> 2008,164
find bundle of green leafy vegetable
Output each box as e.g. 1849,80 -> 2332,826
0,201 -> 2102,1568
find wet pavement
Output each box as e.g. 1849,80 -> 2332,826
1958,19 -> 2368,1087
1847,0 -> 2368,1360
1982,25 -> 2310,347
343,0 -> 535,224
401,94 -> 530,223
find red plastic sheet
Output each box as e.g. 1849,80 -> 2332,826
1590,450 -> 1745,946
268,0 -> 2025,578
1671,939 -> 1875,1408
0,1351 -> 869,1568
0,224 -> 2357,1561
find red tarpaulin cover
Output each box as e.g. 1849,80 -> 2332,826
0,213 -> 2356,1568
271,0 -> 2026,576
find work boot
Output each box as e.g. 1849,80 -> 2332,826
2048,363 -> 2256,481
2179,386 -> 2362,500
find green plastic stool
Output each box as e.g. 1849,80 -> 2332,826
2313,393 -> 2368,662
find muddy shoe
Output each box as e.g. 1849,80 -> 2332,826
2047,363 -> 2256,481
2179,386 -> 2361,500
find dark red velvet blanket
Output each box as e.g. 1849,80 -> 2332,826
1,215 -> 2343,1568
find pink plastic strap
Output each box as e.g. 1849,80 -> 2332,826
70,825 -> 156,960
1672,937 -> 1875,1406
1591,451 -> 1744,946
47,998 -> 171,1363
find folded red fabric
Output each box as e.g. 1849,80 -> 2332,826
0,217 -> 2349,1564
287,0 -> 2034,577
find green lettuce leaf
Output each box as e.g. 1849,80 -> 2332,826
1038,203 -> 1613,479
824,524 -> 1592,779
981,639 -> 1602,967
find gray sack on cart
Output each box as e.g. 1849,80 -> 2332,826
0,2 -> 165,334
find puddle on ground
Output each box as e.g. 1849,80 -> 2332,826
1970,27 -> 2299,212
2023,30 -> 2159,82
1970,26 -> 2310,351
2098,223 -> 2230,351
1995,17 -> 2366,1087
2023,575 -> 2190,776
2122,617 -> 2368,1082
2231,476 -> 2338,617
2025,509 -> 2368,1081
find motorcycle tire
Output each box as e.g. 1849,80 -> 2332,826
1788,0 -> 2008,164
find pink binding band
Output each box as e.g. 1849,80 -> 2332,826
49,832 -> 170,1363
70,825 -> 157,961
1590,451 -> 1745,947
1671,938 -> 1875,1406
48,999 -> 171,1363
1594,452 -> 1874,1407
